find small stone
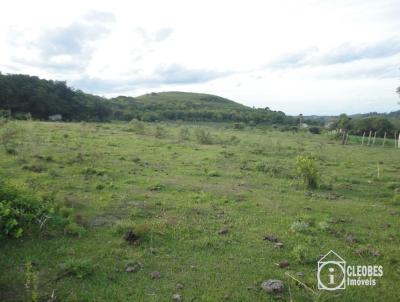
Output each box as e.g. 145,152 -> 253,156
150,271 -> 161,279
345,234 -> 357,245
277,260 -> 289,268
274,242 -> 284,248
261,279 -> 284,294
125,265 -> 139,273
172,294 -> 182,301
176,283 -> 184,290
124,230 -> 140,244
218,228 -> 229,235
223,294 -> 230,300
263,234 -> 279,242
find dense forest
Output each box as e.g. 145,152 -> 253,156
0,72 -> 296,125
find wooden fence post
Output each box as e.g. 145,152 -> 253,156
398,133 -> 400,149
367,130 -> 372,146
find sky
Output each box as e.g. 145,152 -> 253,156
1,0 -> 400,115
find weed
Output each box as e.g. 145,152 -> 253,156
295,155 -> 319,189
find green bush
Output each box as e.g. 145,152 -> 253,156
194,129 -> 213,144
295,155 -> 319,189
0,181 -> 48,239
179,127 -> 190,140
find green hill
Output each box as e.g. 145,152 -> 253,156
0,72 -> 293,124
132,91 -> 246,109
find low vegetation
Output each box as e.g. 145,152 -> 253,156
0,120 -> 399,301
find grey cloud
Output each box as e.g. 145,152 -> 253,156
267,37 -> 400,69
154,28 -> 173,42
155,64 -> 224,84
318,39 -> 400,65
71,64 -> 228,93
11,10 -> 115,73
135,27 -> 174,43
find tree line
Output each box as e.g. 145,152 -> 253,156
0,72 -> 299,125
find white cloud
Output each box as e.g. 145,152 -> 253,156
1,0 -> 399,114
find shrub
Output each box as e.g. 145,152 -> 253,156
179,127 -> 190,140
233,123 -> 245,130
308,126 -> 321,134
291,245 -> 308,264
0,181 -> 48,239
194,129 -> 213,144
0,122 -> 21,152
128,119 -> 145,134
290,221 -> 310,233
154,125 -> 166,138
59,259 -> 94,279
295,155 -> 319,189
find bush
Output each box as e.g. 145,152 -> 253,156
308,126 -> 321,134
179,127 -> 190,140
59,259 -> 94,279
154,125 -> 166,138
0,122 -> 21,152
0,181 -> 49,239
128,119 -> 145,134
194,129 -> 213,144
295,155 -> 319,189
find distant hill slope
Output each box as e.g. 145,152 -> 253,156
135,91 -> 246,109
0,72 -> 293,124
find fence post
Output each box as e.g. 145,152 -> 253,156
367,130 -> 372,146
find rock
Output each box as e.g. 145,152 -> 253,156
125,264 -> 140,273
345,234 -> 357,245
218,228 -> 229,235
223,294 -> 230,300
176,283 -> 184,290
172,293 -> 182,301
263,234 -> 279,242
124,230 -> 140,244
274,242 -> 284,248
150,271 -> 161,279
277,260 -> 289,268
261,280 -> 284,294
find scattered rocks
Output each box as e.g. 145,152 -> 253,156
345,234 -> 357,245
277,260 -> 289,268
172,294 -> 182,301
150,271 -> 161,279
263,234 -> 279,242
218,228 -> 229,235
124,230 -> 140,245
125,263 -> 141,273
261,279 -> 284,294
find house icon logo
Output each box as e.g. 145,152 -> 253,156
317,250 -> 346,290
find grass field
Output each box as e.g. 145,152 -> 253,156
1,121 -> 399,301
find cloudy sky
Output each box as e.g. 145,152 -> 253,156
1,0 -> 400,115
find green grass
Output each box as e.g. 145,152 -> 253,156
1,121 -> 399,301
